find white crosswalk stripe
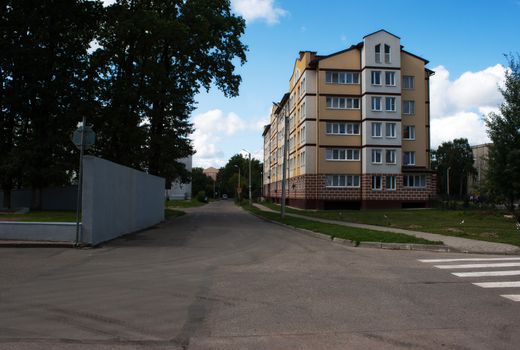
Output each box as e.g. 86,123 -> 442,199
419,257 -> 520,302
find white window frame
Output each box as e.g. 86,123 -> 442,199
325,148 -> 360,161
385,71 -> 396,86
301,101 -> 306,119
384,44 -> 391,64
403,100 -> 415,115
325,71 -> 360,85
403,151 -> 416,166
372,149 -> 382,164
326,122 -> 360,135
385,175 -> 396,190
371,122 -> 382,138
403,75 -> 415,90
385,122 -> 396,138
371,96 -> 382,111
371,71 -> 382,85
326,97 -> 360,110
372,175 -> 382,191
385,149 -> 396,164
375,44 -> 381,64
325,174 -> 360,188
300,125 -> 306,144
385,97 -> 396,112
403,125 -> 415,140
403,175 -> 426,188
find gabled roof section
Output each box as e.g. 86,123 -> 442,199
363,29 -> 400,39
262,124 -> 271,136
318,43 -> 362,61
275,93 -> 290,114
402,49 -> 429,64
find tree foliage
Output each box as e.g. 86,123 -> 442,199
432,138 -> 476,198
486,54 -> 520,214
0,0 -> 102,208
191,167 -> 215,198
0,0 -> 247,208
217,154 -> 262,199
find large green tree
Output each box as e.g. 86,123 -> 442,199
217,154 -> 262,200
191,167 -> 215,198
486,54 -> 520,216
92,0 -> 247,184
432,138 -> 476,198
0,0 -> 102,208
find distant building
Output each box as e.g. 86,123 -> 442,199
262,30 -> 436,209
166,156 -> 192,200
203,167 -> 218,181
468,143 -> 491,194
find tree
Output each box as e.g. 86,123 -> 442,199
0,0 -> 102,209
486,54 -> 520,216
191,168 -> 215,198
432,138 -> 476,198
92,0 -> 247,185
217,154 -> 262,200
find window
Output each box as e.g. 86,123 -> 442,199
375,44 -> 381,63
372,149 -> 382,163
325,71 -> 360,84
386,176 -> 396,190
300,151 -> 306,171
403,125 -> 415,140
371,96 -> 382,111
371,122 -> 382,137
326,148 -> 360,161
372,175 -> 382,190
385,149 -> 396,164
301,101 -> 306,119
385,71 -> 395,86
403,75 -> 415,89
403,100 -> 415,115
326,175 -> 360,188
403,151 -> 416,166
384,44 -> 391,63
300,125 -> 306,144
385,123 -> 396,138
371,71 -> 382,85
403,175 -> 426,188
300,77 -> 306,95
326,122 -> 360,135
326,97 -> 360,109
385,97 -> 396,111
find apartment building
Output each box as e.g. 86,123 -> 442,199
262,30 -> 436,209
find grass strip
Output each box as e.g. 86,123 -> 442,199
259,202 -> 520,247
165,208 -> 186,219
0,211 -> 76,222
166,199 -> 207,209
247,205 -> 441,245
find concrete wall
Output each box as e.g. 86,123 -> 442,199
81,156 -> 165,246
0,186 -> 77,210
0,222 -> 77,241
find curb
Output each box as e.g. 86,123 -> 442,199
247,209 -> 453,253
0,240 -> 75,248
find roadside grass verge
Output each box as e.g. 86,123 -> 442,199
166,199 -> 206,208
260,202 -> 520,247
165,208 -> 186,219
246,205 -> 441,245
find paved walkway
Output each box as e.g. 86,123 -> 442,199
253,203 -> 520,255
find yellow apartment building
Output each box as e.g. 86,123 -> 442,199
262,30 -> 437,209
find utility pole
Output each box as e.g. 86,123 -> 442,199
281,109 -> 289,218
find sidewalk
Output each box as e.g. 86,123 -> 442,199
252,203 -> 520,255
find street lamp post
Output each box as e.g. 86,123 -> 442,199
447,166 -> 451,197
281,111 -> 289,218
234,165 -> 240,201
242,149 -> 252,206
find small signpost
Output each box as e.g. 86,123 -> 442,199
72,117 -> 95,246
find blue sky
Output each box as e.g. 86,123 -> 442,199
190,0 -> 520,168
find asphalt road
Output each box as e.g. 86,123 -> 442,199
1,200 -> 520,349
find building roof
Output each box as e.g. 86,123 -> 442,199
363,29 -> 401,39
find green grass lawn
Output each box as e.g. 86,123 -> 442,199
165,208 -> 186,219
166,199 -> 207,208
246,205 -> 441,245
260,202 -> 520,247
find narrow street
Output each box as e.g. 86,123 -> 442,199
1,201 -> 519,349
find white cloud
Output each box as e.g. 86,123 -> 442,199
231,0 -> 288,25
429,64 -> 505,148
